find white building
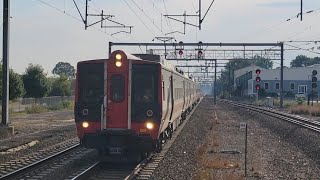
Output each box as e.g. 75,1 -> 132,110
234,64 -> 320,97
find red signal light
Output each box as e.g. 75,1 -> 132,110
198,50 -> 203,57
255,84 -> 261,90
256,69 -> 261,75
255,76 -> 261,82
178,50 -> 183,55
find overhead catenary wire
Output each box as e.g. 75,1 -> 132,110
149,0 -> 176,37
201,0 -> 216,22
285,44 -> 320,55
245,6 -> 320,41
131,0 -> 164,35
123,0 -> 156,37
162,0 -> 175,38
36,0 -> 122,42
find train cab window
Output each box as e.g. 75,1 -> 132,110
110,74 -> 125,102
131,64 -> 159,122
78,62 -> 104,104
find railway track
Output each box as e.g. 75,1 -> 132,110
220,99 -> 320,133
126,97 -> 203,180
68,161 -> 135,180
0,138 -> 94,180
70,98 -> 203,180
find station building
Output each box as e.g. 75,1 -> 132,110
234,64 -> 320,97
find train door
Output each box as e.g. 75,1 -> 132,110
182,80 -> 185,111
169,75 -> 174,121
106,53 -> 130,129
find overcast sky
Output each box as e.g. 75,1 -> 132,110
0,0 -> 320,75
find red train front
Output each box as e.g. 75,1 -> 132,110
75,50 -> 162,155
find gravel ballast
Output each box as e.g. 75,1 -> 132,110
150,97 -> 213,179
150,98 -> 320,179
0,110 -> 76,164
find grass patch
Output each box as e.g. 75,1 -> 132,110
290,104 -> 320,117
26,104 -> 48,114
47,100 -> 74,111
25,100 -> 74,114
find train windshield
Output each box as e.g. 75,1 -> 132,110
77,62 -> 104,104
131,64 -> 159,122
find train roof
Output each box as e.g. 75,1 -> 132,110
132,53 -> 194,81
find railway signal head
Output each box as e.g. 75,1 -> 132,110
198,50 -> 203,57
256,69 -> 261,75
178,50 -> 183,56
255,76 -> 261,82
115,53 -> 122,67
255,69 -> 262,91
255,84 -> 261,90
312,70 -> 318,76
312,70 -> 318,89
312,76 -> 317,82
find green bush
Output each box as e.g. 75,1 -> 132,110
258,88 -> 266,97
47,104 -> 63,111
296,97 -> 304,105
47,100 -> 73,111
62,100 -> 73,110
285,91 -> 295,98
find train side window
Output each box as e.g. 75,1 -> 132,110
110,74 -> 125,102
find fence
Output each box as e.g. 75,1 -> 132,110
0,96 -> 74,113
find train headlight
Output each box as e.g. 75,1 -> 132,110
82,121 -> 89,128
115,53 -> 122,67
115,61 -> 122,67
115,54 -> 122,60
146,122 -> 154,130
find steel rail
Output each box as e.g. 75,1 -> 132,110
220,100 -> 320,132
70,162 -> 100,180
0,143 -> 80,179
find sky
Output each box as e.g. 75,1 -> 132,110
0,0 -> 320,76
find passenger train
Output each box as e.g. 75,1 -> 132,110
74,50 -> 201,157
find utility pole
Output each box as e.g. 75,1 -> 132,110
300,0 -> 303,21
214,60 -> 217,104
199,0 -> 202,30
2,0 -> 10,126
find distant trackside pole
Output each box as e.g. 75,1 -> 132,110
1,0 -> 10,126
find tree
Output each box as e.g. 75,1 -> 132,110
254,55 -> 273,69
219,56 -> 273,93
290,55 -> 310,67
49,76 -> 71,96
23,64 -> 50,98
0,68 -> 25,100
52,62 -> 75,79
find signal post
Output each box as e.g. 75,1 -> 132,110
0,0 -> 14,138
311,70 -> 318,106
255,69 -> 261,102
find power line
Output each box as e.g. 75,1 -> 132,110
284,26 -> 312,41
36,0 -> 120,41
162,0 -> 175,37
123,0 -> 155,36
245,7 -> 320,40
285,43 -> 320,55
149,0 -> 175,37
131,0 -> 164,34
